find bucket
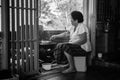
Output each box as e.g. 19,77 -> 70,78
74,56 -> 86,72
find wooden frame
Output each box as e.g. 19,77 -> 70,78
0,0 -> 40,77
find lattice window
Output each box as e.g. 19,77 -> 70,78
8,0 -> 39,76
97,0 -> 115,22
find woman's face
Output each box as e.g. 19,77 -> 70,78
71,16 -> 77,27
71,17 -> 75,26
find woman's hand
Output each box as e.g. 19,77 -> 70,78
50,35 -> 57,41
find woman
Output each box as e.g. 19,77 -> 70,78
50,11 -> 91,73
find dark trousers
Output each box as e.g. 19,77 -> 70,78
54,43 -> 87,64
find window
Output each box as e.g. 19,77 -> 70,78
39,0 -> 83,30
8,0 -> 39,74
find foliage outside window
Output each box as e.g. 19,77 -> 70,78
38,0 -> 83,30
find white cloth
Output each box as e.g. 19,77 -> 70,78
68,24 -> 92,52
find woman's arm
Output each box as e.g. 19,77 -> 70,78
69,32 -> 87,45
55,31 -> 70,38
50,31 -> 70,41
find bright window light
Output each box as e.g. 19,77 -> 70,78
39,0 -> 83,30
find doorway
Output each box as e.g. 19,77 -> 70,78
96,0 -> 120,64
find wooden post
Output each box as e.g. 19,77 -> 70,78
1,0 -> 9,70
88,0 -> 97,65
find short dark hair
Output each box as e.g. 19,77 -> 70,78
71,11 -> 84,23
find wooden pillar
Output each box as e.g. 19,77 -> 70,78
89,0 -> 97,63
87,0 -> 97,65
34,0 -> 39,71
1,0 -> 9,70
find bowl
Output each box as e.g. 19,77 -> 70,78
42,63 -> 52,70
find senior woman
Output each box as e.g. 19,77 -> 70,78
50,11 -> 91,73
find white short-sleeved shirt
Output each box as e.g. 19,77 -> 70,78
68,24 -> 92,52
